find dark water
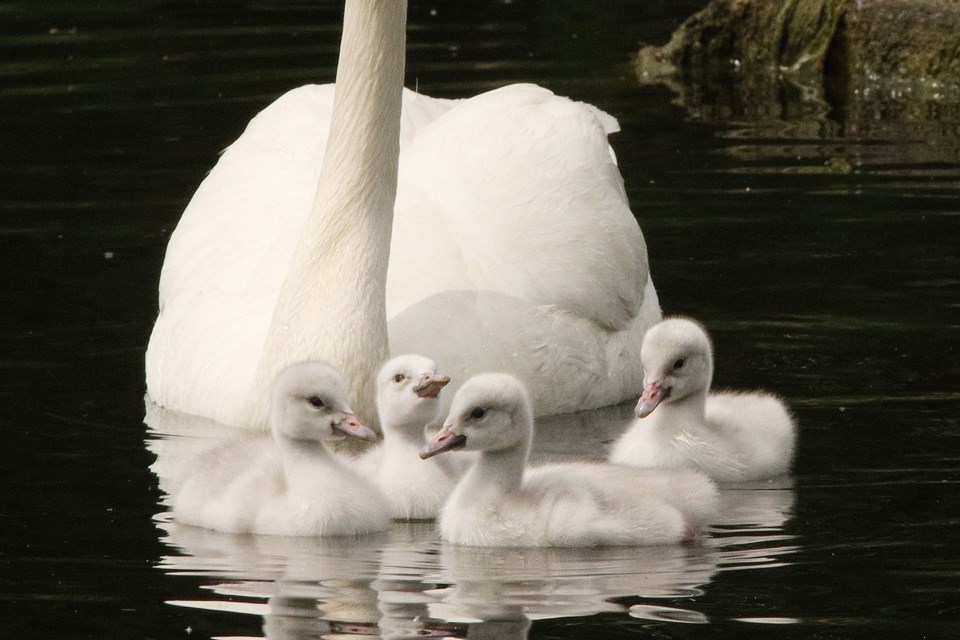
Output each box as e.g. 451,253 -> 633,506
2,1 -> 958,638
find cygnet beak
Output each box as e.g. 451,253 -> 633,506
331,413 -> 379,442
635,383 -> 670,418
412,371 -> 450,398
419,425 -> 466,459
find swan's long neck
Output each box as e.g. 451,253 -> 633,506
253,0 -> 407,428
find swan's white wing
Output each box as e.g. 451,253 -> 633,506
388,84 -> 649,331
158,85 -> 333,307
147,82 -> 655,426
158,85 -> 456,306
148,85 -> 455,426
149,86 -> 334,422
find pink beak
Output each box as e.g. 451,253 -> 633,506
420,425 -> 466,459
412,371 -> 451,399
332,413 -> 379,442
635,383 -> 670,418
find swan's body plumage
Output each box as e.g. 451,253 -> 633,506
355,354 -> 467,520
609,318 -> 797,482
146,4 -> 660,429
422,373 -> 719,547
172,362 -> 391,536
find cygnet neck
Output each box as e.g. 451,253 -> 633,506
651,388 -> 709,431
275,432 -> 339,490
469,440 -> 529,496
383,418 -> 430,450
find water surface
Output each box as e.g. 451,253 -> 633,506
1,1 -> 958,638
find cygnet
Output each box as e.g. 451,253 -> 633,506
421,373 -> 719,547
609,317 -> 796,482
355,354 -> 468,520
173,362 -> 391,536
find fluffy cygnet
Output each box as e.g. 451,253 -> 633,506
355,354 -> 468,520
421,373 -> 719,547
173,362 -> 391,536
609,317 -> 797,482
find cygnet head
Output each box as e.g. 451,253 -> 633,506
636,317 -> 714,418
270,362 -> 378,443
376,354 -> 450,433
420,373 -> 533,459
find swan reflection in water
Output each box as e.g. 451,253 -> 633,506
149,397 -> 798,638
158,519 -> 715,639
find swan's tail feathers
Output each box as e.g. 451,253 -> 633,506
578,101 -> 621,135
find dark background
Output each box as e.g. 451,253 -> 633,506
1,1 -> 957,638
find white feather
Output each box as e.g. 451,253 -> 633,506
146,3 -> 660,430
609,317 -> 797,482
172,362 -> 391,536
426,373 -> 719,547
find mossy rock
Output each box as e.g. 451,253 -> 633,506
636,0 -> 960,164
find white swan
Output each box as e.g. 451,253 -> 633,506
609,317 -> 797,482
354,354 -> 468,520
421,373 -> 719,547
172,362 -> 391,536
145,0 -> 660,430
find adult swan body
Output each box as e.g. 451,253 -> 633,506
146,0 -> 661,429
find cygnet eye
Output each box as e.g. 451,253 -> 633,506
469,407 -> 486,420
393,373 -> 406,384
673,357 -> 686,371
307,396 -> 325,408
